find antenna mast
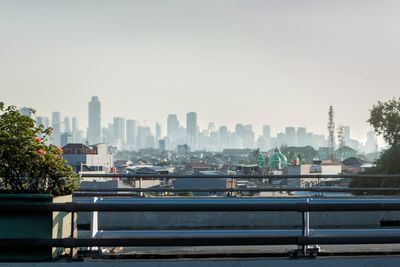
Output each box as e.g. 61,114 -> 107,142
328,105 -> 335,163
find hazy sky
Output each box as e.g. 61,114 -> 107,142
1,0 -> 399,140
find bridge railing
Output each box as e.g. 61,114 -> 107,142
2,198 -> 400,257
75,173 -> 400,197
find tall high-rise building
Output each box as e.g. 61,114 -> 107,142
366,131 -> 378,153
208,122 -> 216,132
126,119 -> 138,150
262,125 -> 271,150
19,107 -> 33,118
343,126 -> 350,146
155,122 -> 162,142
285,127 -> 297,146
219,126 -> 229,150
87,96 -> 101,145
113,117 -> 125,149
186,112 -> 198,150
167,114 -> 179,141
36,116 -> 50,129
72,117 -> 79,142
51,112 -> 61,146
297,127 -> 306,147
63,117 -> 71,133
235,124 -> 255,149
137,126 -> 153,149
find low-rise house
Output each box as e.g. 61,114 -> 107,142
62,143 -> 113,173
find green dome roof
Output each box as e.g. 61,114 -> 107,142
269,148 -> 288,170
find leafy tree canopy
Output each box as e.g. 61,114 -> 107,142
0,102 -> 79,196
368,97 -> 400,146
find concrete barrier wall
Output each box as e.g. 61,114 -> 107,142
77,210 -> 400,230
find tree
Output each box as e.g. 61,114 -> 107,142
368,97 -> 400,146
0,102 -> 78,196
350,98 -> 400,194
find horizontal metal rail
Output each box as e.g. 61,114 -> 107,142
3,199 -> 400,212
74,187 -> 400,193
2,235 -> 400,248
79,174 -> 400,179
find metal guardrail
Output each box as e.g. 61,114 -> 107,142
76,174 -> 400,196
79,174 -> 400,179
3,198 -> 400,257
4,174 -> 400,258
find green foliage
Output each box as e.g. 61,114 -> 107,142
368,98 -> 400,146
350,145 -> 400,195
350,98 -> 400,194
0,102 -> 79,196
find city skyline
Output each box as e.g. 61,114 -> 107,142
19,96 -> 379,153
2,1 -> 400,140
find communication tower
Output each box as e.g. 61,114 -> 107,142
328,105 -> 335,162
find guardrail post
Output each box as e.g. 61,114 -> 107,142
90,197 -> 99,251
139,177 -> 143,197
302,198 -> 310,255
69,211 -> 77,258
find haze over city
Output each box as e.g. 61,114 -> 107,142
2,0 -> 400,140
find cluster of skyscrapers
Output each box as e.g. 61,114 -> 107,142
19,96 -> 378,153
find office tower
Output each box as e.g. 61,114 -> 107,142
60,132 -> 73,147
235,124 -> 255,149
51,112 -> 61,146
19,107 -> 33,118
36,116 -> 50,129
113,117 -> 125,149
285,127 -> 297,146
71,117 -> 79,142
155,122 -> 162,142
262,125 -> 271,150
297,127 -> 306,147
208,122 -> 216,132
343,126 -> 350,146
126,120 -> 138,150
366,131 -> 377,153
137,126 -> 152,149
159,139 -> 166,151
63,117 -> 71,133
186,112 -> 198,150
219,126 -> 230,150
167,114 -> 179,141
87,96 -> 101,145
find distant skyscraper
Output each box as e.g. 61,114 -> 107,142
208,122 -> 216,132
186,112 -> 198,150
36,116 -> 50,129
19,107 -> 33,118
167,114 -> 179,141
155,122 -> 162,142
87,96 -> 101,145
235,124 -> 255,148
262,125 -> 271,150
63,117 -> 71,133
126,119 -> 138,149
137,126 -> 153,149
285,127 -> 296,146
51,111 -> 61,146
366,131 -> 377,153
297,127 -> 306,147
113,117 -> 125,149
71,117 -> 78,142
343,126 -> 350,146
60,132 -> 73,147
219,126 -> 229,150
